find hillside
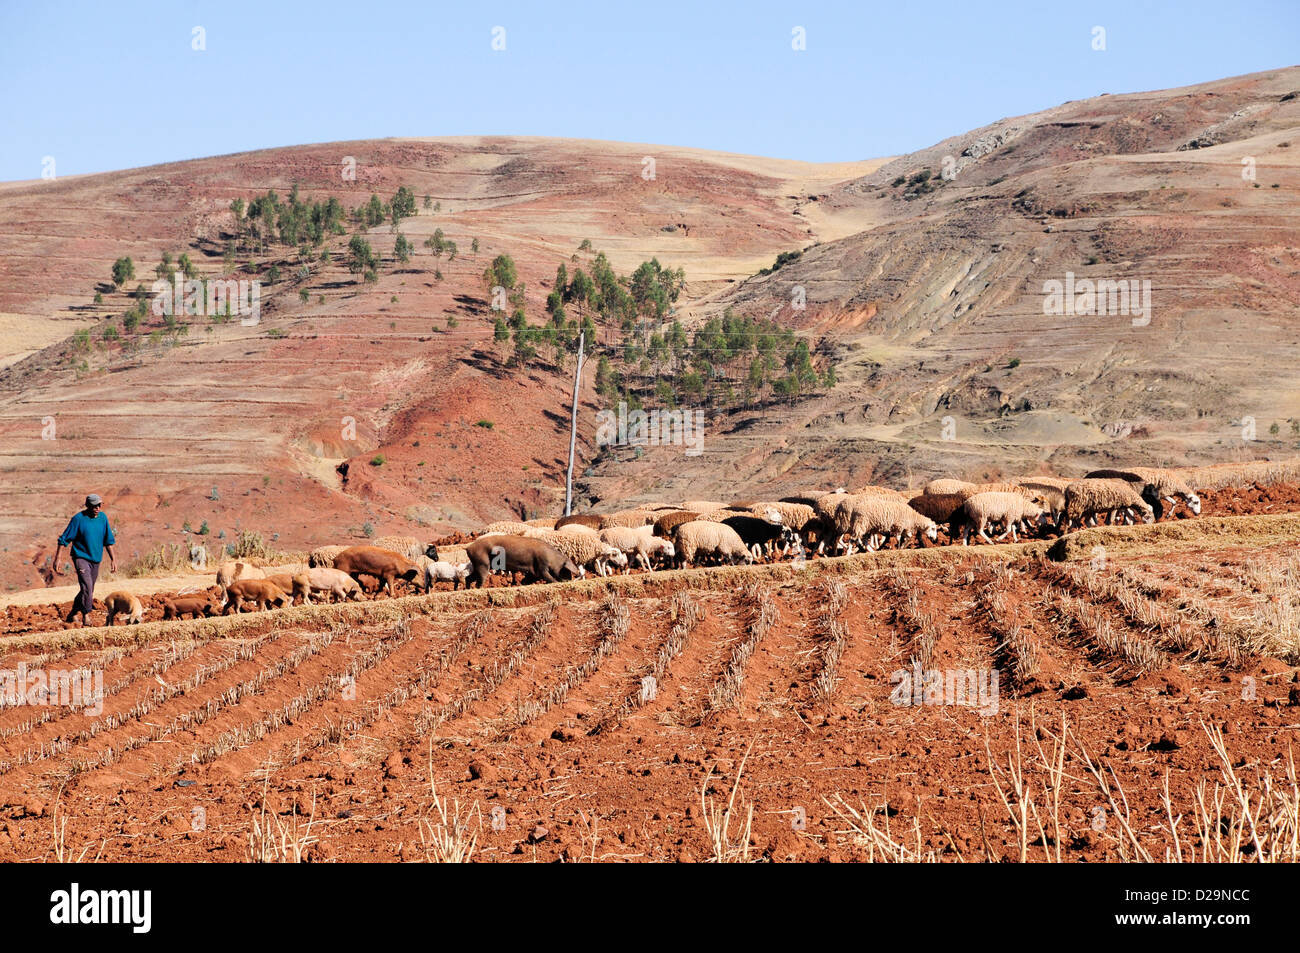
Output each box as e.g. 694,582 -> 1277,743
581,66 -> 1300,503
0,140 -> 884,589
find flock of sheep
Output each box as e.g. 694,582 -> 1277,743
87,466 -> 1203,624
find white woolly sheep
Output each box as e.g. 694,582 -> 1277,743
532,530 -> 629,576
371,535 -> 425,561
680,500 -> 729,512
557,523 -> 600,537
834,497 -> 937,552
1087,467 -> 1201,519
597,510 -> 658,530
481,520 -> 534,536
923,479 -> 975,496
599,526 -> 675,572
952,492 -> 1047,545
308,545 -> 348,568
1064,479 -> 1154,531
671,520 -> 754,567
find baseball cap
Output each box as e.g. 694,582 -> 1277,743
85,494 -> 103,506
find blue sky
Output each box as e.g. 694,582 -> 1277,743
0,0 -> 1295,181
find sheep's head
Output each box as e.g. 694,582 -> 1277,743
925,522 -> 939,542
759,507 -> 783,525
606,549 -> 629,569
424,543 -> 440,561
1187,493 -> 1202,515
561,559 -> 582,580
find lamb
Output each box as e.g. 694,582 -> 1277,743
162,596 -> 217,620
423,560 -> 471,591
222,578 -> 292,614
305,567 -> 365,602
103,591 -> 144,625
554,513 -> 603,531
215,561 -> 265,592
671,521 -> 754,567
264,571 -> 313,605
532,530 -> 628,577
653,510 -> 701,538
599,526 -> 676,572
465,534 -> 581,587
597,510 -> 657,530
950,492 -> 1047,545
1063,479 -> 1155,532
331,546 -> 424,596
308,545 -> 349,568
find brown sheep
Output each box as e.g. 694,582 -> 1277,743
653,510 -> 701,538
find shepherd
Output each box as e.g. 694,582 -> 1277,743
53,493 -> 117,626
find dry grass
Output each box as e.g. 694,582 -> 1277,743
979,710 -> 1300,863
705,585 -> 777,716
49,793 -> 105,863
418,744 -> 481,864
822,793 -> 942,862
811,579 -> 850,701
700,742 -> 756,862
246,779 -> 317,862
980,564 -> 1039,690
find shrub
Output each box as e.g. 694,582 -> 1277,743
111,256 -> 135,287
370,454 -> 386,466
475,420 -> 494,429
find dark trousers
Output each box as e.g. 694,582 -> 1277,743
66,557 -> 99,621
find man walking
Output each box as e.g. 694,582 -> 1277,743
54,494 -> 117,626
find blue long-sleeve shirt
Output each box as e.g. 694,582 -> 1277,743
58,511 -> 116,562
